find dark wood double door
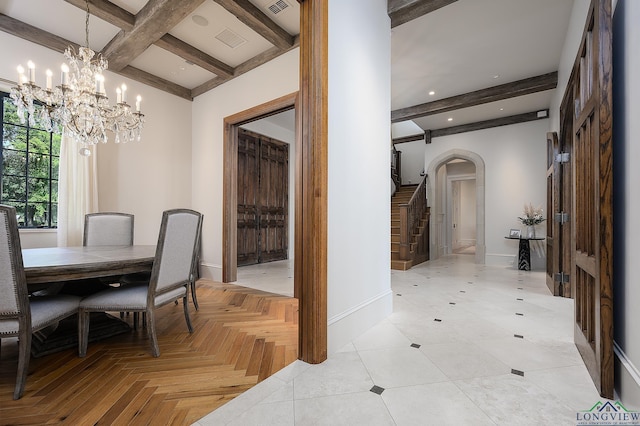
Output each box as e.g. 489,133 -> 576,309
546,0 -> 614,399
237,128 -> 289,266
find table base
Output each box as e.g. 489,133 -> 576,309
32,313 -> 131,358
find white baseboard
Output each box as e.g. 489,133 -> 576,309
615,341 -> 640,409
200,262 -> 222,282
485,254 -> 517,267
327,289 -> 393,354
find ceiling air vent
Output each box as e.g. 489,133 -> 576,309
215,28 -> 247,49
267,0 -> 289,15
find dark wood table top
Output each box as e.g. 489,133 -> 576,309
23,245 -> 156,286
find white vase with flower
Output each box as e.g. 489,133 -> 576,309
518,203 -> 545,238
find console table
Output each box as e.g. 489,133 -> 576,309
504,236 -> 545,271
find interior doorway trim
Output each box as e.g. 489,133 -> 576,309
222,92 -> 298,283
427,149 -> 486,264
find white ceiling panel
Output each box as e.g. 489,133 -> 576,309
391,0 -> 574,111
128,44 -> 216,89
169,1 -> 274,68
0,0 -> 121,51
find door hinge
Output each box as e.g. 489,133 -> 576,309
554,272 -> 570,283
556,152 -> 570,163
554,212 -> 570,224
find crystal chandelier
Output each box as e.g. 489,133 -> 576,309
9,0 -> 144,155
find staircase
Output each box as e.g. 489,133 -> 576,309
391,185 -> 430,271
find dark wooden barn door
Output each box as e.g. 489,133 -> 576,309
237,128 -> 289,266
569,0 -> 614,399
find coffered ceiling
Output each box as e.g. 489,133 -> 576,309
0,0 -> 576,136
0,0 -> 300,100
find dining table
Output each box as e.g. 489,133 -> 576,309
22,245 -> 156,357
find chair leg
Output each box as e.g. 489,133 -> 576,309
14,328 -> 32,400
183,296 -> 193,333
78,309 -> 90,357
191,279 -> 199,311
133,312 -> 139,330
146,310 -> 160,357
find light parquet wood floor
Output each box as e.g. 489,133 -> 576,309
0,280 -> 299,425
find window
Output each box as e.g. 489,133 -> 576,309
1,91 -> 61,228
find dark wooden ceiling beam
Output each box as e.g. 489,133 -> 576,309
155,34 -> 234,78
0,13 -> 78,54
101,0 -> 206,71
392,110 -> 549,143
391,72 -> 558,123
63,0 -> 135,32
212,0 -> 294,49
117,66 -> 192,100
388,0 -> 458,28
431,110 -> 550,138
392,133 -> 424,145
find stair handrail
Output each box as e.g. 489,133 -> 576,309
391,146 -> 401,190
398,173 -> 428,261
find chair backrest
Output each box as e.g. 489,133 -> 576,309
148,209 -> 203,296
83,212 -> 134,247
0,205 -> 29,326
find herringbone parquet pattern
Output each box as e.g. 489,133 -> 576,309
0,280 -> 298,425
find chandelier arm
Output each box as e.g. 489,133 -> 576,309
9,0 -> 144,152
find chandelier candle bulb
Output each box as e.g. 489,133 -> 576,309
116,87 -> 121,104
61,64 -> 69,86
121,84 -> 126,103
136,95 -> 141,112
46,69 -> 52,90
27,61 -> 35,83
17,65 -> 24,87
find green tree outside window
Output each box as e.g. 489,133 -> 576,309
1,92 -> 60,228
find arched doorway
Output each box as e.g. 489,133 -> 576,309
427,149 -> 486,264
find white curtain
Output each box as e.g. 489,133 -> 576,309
57,133 -> 99,247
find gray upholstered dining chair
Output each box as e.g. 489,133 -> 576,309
83,212 -> 134,247
78,209 -> 203,357
0,205 -> 81,399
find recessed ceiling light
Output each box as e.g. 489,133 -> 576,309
447,118 -> 453,122
493,74 -> 500,79
499,108 -> 504,111
192,15 -> 209,26
429,91 -> 435,96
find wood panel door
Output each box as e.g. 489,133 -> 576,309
237,129 -> 289,266
546,131 -> 560,295
569,0 -> 614,399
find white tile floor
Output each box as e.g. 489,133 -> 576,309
195,255 -> 609,425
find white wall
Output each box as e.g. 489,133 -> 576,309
241,117 -> 296,259
397,140 -> 426,185
191,50 -> 299,281
327,0 -> 392,353
549,0 -> 591,130
425,120 -> 549,268
0,32 -> 192,248
613,0 -> 640,409
96,80 -> 193,246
